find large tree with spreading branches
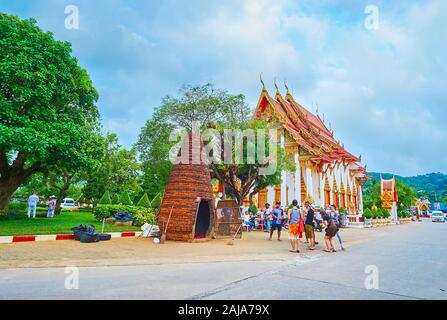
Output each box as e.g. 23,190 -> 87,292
0,14 -> 99,210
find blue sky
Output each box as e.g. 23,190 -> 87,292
1,0 -> 446,176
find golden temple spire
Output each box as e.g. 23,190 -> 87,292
274,78 -> 280,95
260,72 -> 266,91
284,79 -> 290,95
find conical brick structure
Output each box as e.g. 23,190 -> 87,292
157,134 -> 216,241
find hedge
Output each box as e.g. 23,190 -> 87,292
93,204 -> 156,226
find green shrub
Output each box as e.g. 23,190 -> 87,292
7,202 -> 28,212
363,208 -> 373,219
93,204 -> 155,226
0,211 -> 27,220
382,209 -> 391,218
151,192 -> 163,209
112,194 -> 121,205
339,207 -> 347,214
120,192 -> 132,205
98,191 -> 112,205
133,207 -> 157,226
137,193 -> 151,208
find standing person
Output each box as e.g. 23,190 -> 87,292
269,202 -> 284,241
263,203 -> 272,232
314,209 -> 323,232
287,200 -> 303,253
324,218 -> 337,252
329,205 -> 345,251
304,201 -> 316,250
47,196 -> 57,218
27,192 -> 39,219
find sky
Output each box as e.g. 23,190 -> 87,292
1,0 -> 446,176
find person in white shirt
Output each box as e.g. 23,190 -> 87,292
263,203 -> 272,232
27,192 -> 39,219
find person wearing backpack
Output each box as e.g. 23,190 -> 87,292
329,205 -> 345,251
287,200 -> 304,253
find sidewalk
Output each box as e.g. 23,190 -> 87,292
0,223 -> 416,269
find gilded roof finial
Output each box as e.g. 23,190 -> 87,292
284,79 -> 290,95
260,72 -> 266,91
274,78 -> 280,95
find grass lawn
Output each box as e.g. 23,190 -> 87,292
0,211 -> 140,236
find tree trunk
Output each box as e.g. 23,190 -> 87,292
0,176 -> 22,211
0,152 -> 41,211
55,173 -> 72,216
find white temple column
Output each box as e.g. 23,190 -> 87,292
280,135 -> 287,206
319,171 -> 325,207
294,153 -> 301,205
305,166 -> 313,203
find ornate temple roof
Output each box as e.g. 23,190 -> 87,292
254,83 -> 368,180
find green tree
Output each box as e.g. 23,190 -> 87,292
120,192 -> 133,205
98,191 -> 112,205
82,133 -> 141,205
209,120 -> 293,205
363,208 -> 373,219
112,194 -> 121,205
137,193 -> 151,208
151,192 -> 163,210
136,84 -> 251,200
0,14 -> 99,210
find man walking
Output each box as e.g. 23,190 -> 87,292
27,192 -> 39,219
269,202 -> 284,241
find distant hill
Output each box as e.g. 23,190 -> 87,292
367,172 -> 447,202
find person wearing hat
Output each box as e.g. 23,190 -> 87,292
47,196 -> 57,218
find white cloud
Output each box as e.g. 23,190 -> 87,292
1,0 -> 446,175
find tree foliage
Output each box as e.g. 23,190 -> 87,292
137,193 -> 151,208
120,191 -> 133,206
82,133 -> 141,204
98,191 -> 112,205
0,14 -> 99,209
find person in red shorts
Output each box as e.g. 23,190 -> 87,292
287,200 -> 304,253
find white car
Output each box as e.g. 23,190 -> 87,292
431,211 -> 445,223
60,198 -> 76,209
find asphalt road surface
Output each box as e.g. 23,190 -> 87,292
0,221 -> 446,300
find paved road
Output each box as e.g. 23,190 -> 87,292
0,221 -> 446,300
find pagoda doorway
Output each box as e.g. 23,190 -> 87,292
194,199 -> 212,239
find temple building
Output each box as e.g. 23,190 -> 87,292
251,81 -> 368,214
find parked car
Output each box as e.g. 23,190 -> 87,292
431,211 -> 445,223
60,198 -> 76,209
